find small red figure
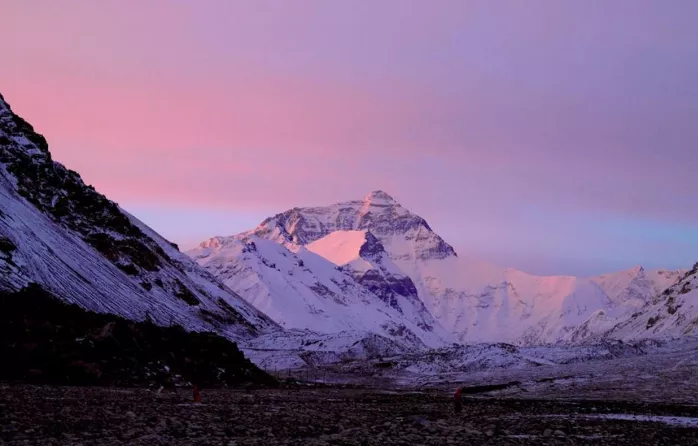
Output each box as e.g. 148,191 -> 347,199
453,387 -> 463,414
193,384 -> 201,403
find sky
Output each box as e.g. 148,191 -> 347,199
2,1 -> 697,276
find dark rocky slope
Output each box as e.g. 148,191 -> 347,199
0,283 -> 276,388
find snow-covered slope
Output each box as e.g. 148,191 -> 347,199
306,230 -> 369,266
240,329 -> 418,371
562,266 -> 687,343
188,235 -> 449,348
399,340 -> 652,377
0,92 -> 276,339
307,230 -> 436,333
591,266 -> 683,309
606,263 -> 698,341
197,190 -> 689,346
433,268 -> 617,344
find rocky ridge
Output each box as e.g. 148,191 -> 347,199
0,92 -> 276,338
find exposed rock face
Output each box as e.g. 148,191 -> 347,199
334,230 -> 435,333
358,231 -> 385,258
352,269 -> 418,312
346,231 -> 421,310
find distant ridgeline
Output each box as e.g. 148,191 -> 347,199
0,283 -> 277,388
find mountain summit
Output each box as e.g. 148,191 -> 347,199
249,190 -> 457,262
362,190 -> 397,206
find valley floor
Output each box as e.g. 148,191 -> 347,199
256,338 -> 698,404
425,339 -> 698,403
1,384 -> 697,445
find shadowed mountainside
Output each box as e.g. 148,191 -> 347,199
0,283 -> 277,388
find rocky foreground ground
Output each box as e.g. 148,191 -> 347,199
1,384 -> 698,445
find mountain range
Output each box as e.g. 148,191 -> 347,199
189,190 -> 691,347
1,90 -> 696,373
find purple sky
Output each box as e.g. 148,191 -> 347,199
2,1 -> 697,276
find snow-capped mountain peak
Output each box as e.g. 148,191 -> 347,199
361,189 -> 399,209
190,193 -> 463,348
247,190 -> 457,264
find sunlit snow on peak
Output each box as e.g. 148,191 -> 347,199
306,230 -> 368,266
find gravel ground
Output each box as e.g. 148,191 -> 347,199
1,384 -> 698,445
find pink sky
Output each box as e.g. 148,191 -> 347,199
2,1 -> 697,275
